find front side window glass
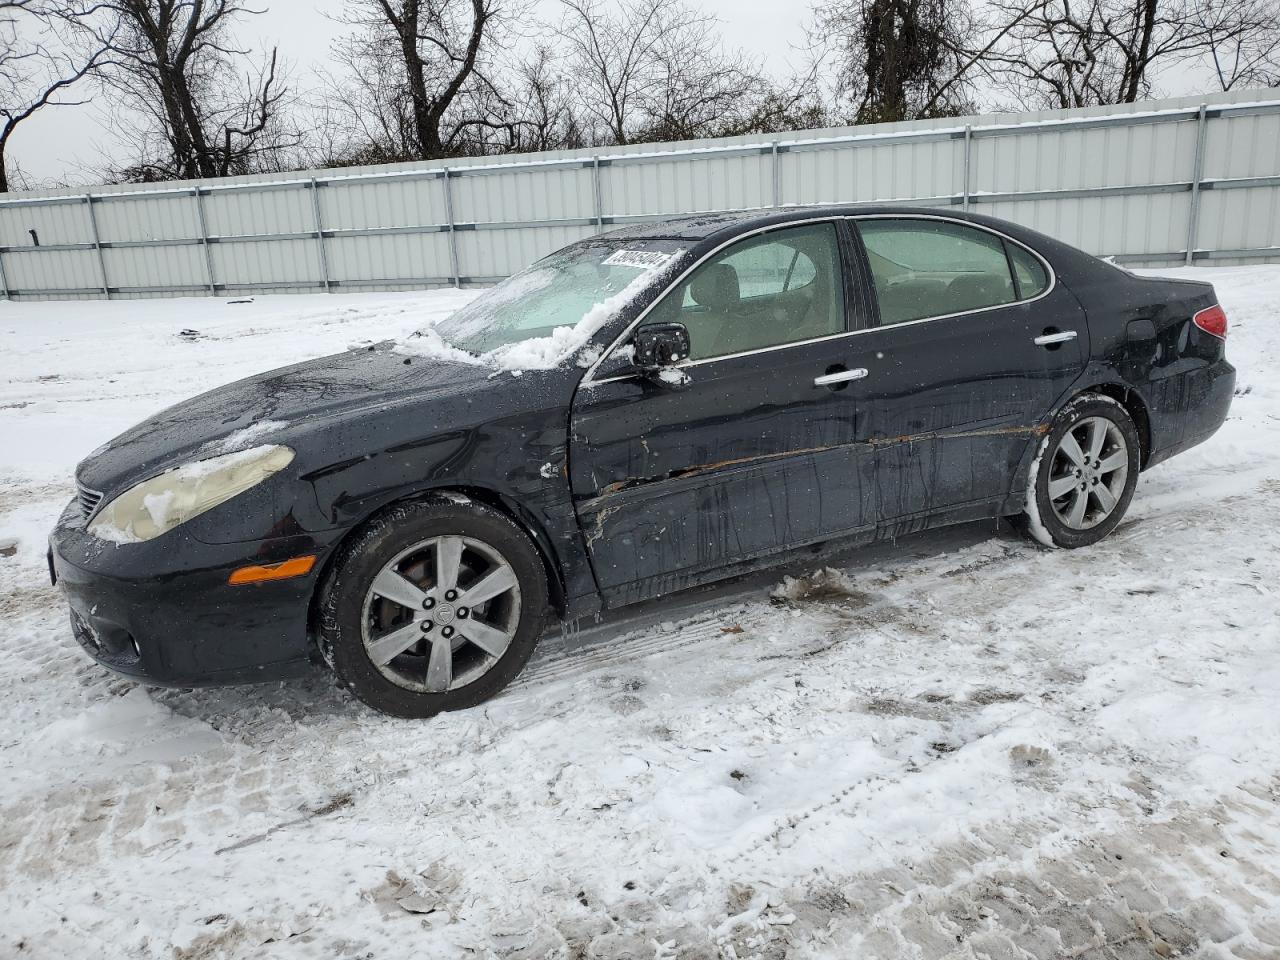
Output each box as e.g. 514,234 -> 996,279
655,223 -> 845,361
858,219 -> 1019,326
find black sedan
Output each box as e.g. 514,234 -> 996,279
49,206 -> 1234,717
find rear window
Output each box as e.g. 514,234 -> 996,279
857,218 -> 1048,326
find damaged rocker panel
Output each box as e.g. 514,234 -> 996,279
580,423 -> 1050,510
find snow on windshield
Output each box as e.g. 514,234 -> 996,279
396,242 -> 683,372
483,268 -> 669,371
435,268 -> 557,344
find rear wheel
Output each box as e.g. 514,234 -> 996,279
1023,394 -> 1141,549
319,498 -> 548,718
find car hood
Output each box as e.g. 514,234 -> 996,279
76,345 -> 502,495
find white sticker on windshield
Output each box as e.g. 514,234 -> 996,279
602,249 -> 674,271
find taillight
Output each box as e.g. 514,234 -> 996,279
1192,304 -> 1227,339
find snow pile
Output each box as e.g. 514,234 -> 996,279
391,327 -> 485,367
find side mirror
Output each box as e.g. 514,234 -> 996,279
632,322 -> 691,370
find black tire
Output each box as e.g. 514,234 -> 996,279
1022,393 -> 1141,549
318,497 -> 548,718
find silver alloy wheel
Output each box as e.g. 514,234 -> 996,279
360,535 -> 522,694
1046,415 -> 1129,530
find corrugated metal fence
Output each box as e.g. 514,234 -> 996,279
2,89 -> 1278,301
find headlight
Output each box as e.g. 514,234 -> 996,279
87,445 -> 295,544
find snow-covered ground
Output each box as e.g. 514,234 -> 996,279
1,269 -> 1278,959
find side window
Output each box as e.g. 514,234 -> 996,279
1008,243 -> 1049,298
858,219 -> 1023,326
661,223 -> 845,361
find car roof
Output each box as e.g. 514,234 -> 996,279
591,204 -> 1120,292
597,204 -> 978,243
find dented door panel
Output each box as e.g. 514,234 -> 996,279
850,286 -> 1089,522
569,344 -> 874,602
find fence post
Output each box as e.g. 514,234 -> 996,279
592,156 -> 604,230
85,194 -> 110,298
442,168 -> 461,287
772,141 -> 781,207
309,178 -> 332,292
962,125 -> 973,211
192,188 -> 216,295
0,244 -> 8,300
1185,103 -> 1208,266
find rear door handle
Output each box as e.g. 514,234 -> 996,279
1034,330 -> 1078,346
814,367 -> 868,387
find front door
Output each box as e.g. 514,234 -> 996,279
569,221 -> 875,606
849,216 -> 1089,523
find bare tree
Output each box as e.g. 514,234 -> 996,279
975,0 -> 1280,109
809,0 -> 983,123
504,43 -> 586,152
0,1 -> 107,192
557,0 -> 666,144
1199,0 -> 1280,90
62,0 -> 297,181
559,0 -> 819,146
325,0 -> 523,163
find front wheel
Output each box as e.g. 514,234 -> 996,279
318,498 -> 549,718
1023,393 -> 1141,549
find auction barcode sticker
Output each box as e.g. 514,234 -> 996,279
602,249 -> 674,270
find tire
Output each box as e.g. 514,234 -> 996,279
1022,393 -> 1141,549
318,497 -> 549,718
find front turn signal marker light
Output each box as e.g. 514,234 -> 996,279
228,555 -> 317,585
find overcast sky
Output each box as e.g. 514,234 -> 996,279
10,0 -> 812,185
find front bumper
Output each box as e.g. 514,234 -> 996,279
49,500 -> 334,686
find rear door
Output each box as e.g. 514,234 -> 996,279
569,221 -> 875,605
849,216 -> 1088,523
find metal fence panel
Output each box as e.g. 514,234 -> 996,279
211,237 -> 318,287
606,152 -> 772,219
1203,110 -> 1280,180
2,88 -> 1278,300
453,165 -> 595,224
321,177 -> 446,231
1197,186 -> 1280,254
0,198 -> 91,247
327,231 -> 452,283
203,185 -> 313,238
4,247 -> 100,292
103,243 -> 207,291
94,192 -> 199,243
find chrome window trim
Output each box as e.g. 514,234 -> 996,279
579,212 -> 1058,384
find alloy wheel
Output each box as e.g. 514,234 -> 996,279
360,535 -> 522,693
1046,415 -> 1129,530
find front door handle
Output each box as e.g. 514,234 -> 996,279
814,367 -> 868,387
1034,330 -> 1078,346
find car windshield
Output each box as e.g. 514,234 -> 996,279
430,239 -> 691,357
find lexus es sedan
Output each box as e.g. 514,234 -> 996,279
49,206 -> 1234,717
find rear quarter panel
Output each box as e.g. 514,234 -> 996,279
1058,261 -> 1228,461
